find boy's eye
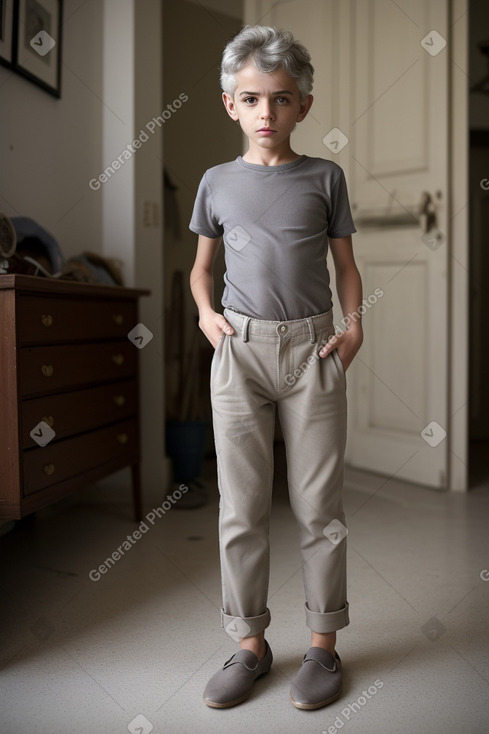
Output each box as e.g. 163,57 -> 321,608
242,96 -> 289,105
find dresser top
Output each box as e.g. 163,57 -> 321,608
0,274 -> 151,298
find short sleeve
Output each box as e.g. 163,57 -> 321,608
327,168 -> 357,238
189,174 -> 223,238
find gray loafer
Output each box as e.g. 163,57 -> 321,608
290,647 -> 342,710
203,641 -> 273,708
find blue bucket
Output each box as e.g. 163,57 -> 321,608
165,420 -> 208,482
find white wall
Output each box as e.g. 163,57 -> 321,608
101,0 -> 136,284
0,0 -> 104,259
133,0 -> 166,501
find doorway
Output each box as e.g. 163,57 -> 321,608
161,0 -> 243,484
468,2 -> 489,488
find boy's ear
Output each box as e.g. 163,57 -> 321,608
222,92 -> 239,121
296,94 -> 314,122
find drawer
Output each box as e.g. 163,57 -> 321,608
21,379 -> 138,448
22,419 -> 138,496
20,341 -> 137,397
18,295 -> 138,345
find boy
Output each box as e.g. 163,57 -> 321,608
189,25 -> 363,710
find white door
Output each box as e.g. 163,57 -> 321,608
245,0 -> 451,488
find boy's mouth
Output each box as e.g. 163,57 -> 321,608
257,128 -> 276,134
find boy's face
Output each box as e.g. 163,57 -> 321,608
222,62 -> 313,152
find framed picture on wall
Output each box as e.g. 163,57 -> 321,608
12,0 -> 62,97
0,0 -> 15,67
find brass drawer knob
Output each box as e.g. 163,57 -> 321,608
117,432 -> 129,445
43,463 -> 55,476
113,395 -> 126,406
41,364 -> 54,377
113,314 -> 124,325
41,314 -> 54,327
42,415 -> 54,427
112,354 -> 124,366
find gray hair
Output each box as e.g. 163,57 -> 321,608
220,25 -> 314,101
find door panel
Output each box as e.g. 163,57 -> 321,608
364,261 -> 427,434
351,227 -> 447,488
353,0 -> 442,214
349,0 -> 449,487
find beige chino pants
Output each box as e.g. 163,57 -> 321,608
210,306 -> 350,640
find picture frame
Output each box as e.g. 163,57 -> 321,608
12,0 -> 62,98
0,0 -> 15,67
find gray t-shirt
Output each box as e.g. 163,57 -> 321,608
189,154 -> 356,321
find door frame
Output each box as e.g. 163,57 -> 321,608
448,0 -> 469,490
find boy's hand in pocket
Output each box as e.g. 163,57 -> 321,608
319,328 -> 363,371
198,308 -> 234,348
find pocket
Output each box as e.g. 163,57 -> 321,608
210,333 -> 226,388
332,347 -> 346,376
214,332 -> 225,352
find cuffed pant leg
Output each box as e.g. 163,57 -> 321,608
211,331 -> 276,637
278,341 -> 349,634
221,608 -> 271,641
304,601 -> 350,633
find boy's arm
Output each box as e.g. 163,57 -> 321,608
319,235 -> 363,371
189,234 -> 235,348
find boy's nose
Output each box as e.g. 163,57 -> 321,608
259,103 -> 274,120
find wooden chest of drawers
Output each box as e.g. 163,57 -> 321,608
0,274 -> 150,521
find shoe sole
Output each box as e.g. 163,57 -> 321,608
203,670 -> 270,708
289,689 -> 342,710
204,691 -> 252,709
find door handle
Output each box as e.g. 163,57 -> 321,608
418,190 -> 442,233
418,191 -> 445,250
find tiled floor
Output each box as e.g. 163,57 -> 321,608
1,443 -> 488,734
